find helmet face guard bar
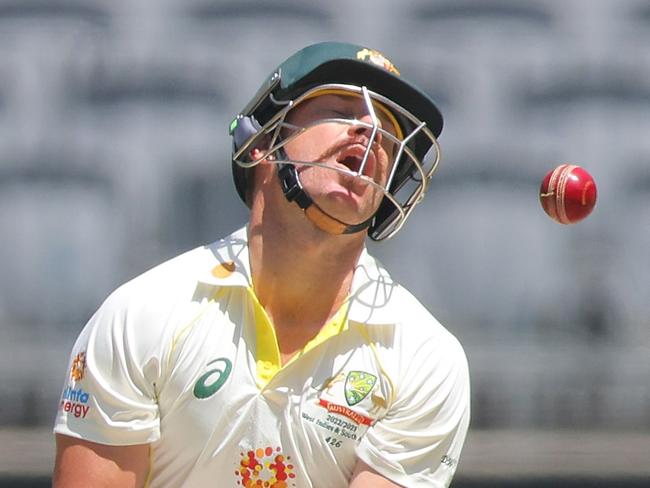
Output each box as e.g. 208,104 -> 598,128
231,83 -> 441,241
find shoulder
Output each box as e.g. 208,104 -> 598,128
351,250 -> 462,341
352,252 -> 468,384
102,244 -> 213,314
370,284 -> 467,369
83,228 -> 250,354
103,226 -> 250,315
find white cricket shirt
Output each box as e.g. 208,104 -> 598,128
54,226 -> 470,488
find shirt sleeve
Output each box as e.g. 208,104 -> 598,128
356,328 -> 471,488
53,285 -> 163,446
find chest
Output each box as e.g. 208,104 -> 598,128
153,299 -> 393,486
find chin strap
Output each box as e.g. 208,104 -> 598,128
277,163 -> 373,235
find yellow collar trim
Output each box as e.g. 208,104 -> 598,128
247,287 -> 349,389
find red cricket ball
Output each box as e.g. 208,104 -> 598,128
539,164 -> 597,224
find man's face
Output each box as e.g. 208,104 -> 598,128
282,90 -> 401,226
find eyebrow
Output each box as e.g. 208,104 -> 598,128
328,95 -> 401,135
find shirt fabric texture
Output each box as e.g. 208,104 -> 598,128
54,226 -> 470,488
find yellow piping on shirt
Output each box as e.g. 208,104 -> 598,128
357,324 -> 396,408
167,288 -> 224,371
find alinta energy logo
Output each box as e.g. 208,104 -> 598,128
59,385 -> 91,419
235,446 -> 296,487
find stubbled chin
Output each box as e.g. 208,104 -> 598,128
299,168 -> 384,222
318,185 -> 383,225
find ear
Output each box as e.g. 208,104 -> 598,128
250,148 -> 274,161
250,147 -> 271,162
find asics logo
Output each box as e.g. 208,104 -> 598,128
193,358 -> 233,399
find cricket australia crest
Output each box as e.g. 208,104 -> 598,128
344,371 -> 377,406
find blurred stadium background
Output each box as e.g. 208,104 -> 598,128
0,0 -> 649,486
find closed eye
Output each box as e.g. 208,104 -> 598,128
328,110 -> 351,119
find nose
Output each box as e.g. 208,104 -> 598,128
348,113 -> 383,145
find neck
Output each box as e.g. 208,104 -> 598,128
249,209 -> 365,328
247,172 -> 366,357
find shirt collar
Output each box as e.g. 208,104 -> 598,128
197,226 -> 399,325
198,226 -> 252,288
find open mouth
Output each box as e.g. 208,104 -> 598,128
338,155 -> 362,172
336,145 -> 376,177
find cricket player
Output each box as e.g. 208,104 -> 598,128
53,41 -> 470,487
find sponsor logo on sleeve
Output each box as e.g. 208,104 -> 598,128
59,385 -> 91,419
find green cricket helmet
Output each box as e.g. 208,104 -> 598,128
230,41 -> 443,241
